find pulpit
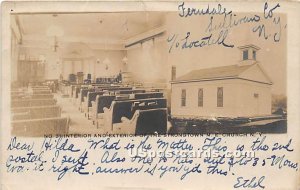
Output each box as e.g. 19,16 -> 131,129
77,72 -> 84,84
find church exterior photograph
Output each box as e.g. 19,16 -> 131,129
3,2 -> 299,190
171,45 -> 272,118
171,44 -> 286,133
170,44 -> 286,134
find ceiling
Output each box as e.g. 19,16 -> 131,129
17,12 -> 165,45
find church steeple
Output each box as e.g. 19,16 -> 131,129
238,45 -> 260,66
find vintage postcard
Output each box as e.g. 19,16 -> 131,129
1,1 -> 300,190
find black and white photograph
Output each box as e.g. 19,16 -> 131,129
2,1 -> 300,190
10,9 -> 287,137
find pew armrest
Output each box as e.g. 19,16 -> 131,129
97,113 -> 104,119
113,122 -> 136,134
121,116 -> 130,124
112,112 -> 140,134
103,107 -> 113,133
103,107 -> 109,113
91,101 -> 95,107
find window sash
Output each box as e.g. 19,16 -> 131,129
217,87 -> 223,107
243,50 -> 248,60
198,88 -> 203,107
181,89 -> 186,107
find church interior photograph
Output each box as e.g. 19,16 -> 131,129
10,12 -> 287,137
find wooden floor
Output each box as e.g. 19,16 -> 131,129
55,93 -> 104,135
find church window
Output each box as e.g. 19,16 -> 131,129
243,50 -> 248,60
198,88 -> 203,107
217,87 -> 223,107
181,89 -> 186,107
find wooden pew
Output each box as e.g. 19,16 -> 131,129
12,93 -> 54,100
92,92 -> 164,127
70,84 -> 82,98
78,88 -> 96,111
11,117 -> 69,137
31,86 -> 50,90
72,86 -> 87,105
30,85 -> 48,88
32,90 -> 52,94
103,98 -> 167,133
11,99 -> 57,108
116,89 -> 145,95
70,85 -> 76,97
113,108 -> 168,135
90,86 -> 132,95
90,84 -> 118,88
11,91 -> 25,96
71,85 -> 129,107
58,82 -> 70,96
73,86 -> 82,98
104,87 -> 132,91
66,85 -> 73,97
77,86 -> 133,111
11,88 -> 26,93
69,84 -> 85,102
11,105 -> 61,120
73,86 -> 130,99
83,91 -> 105,117
12,92 -> 55,99
11,94 -> 27,100
12,112 -> 30,120
31,94 -> 54,99
83,88 -> 140,119
134,92 -> 163,99
91,95 -> 116,127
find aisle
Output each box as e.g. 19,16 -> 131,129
55,94 -> 104,134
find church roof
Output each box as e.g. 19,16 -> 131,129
172,64 -> 272,84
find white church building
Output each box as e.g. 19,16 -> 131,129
171,45 -> 273,118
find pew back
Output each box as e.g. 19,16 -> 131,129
134,92 -> 163,99
95,93 -> 164,115
112,98 -> 167,124
87,91 -> 105,107
11,99 -> 57,108
106,87 -> 132,91
97,95 -> 116,113
117,89 -> 145,94
11,117 -> 69,137
32,90 -> 52,94
71,85 -> 81,97
31,87 -> 50,91
80,88 -> 96,102
31,94 -> 54,99
11,91 -> 25,96
11,94 -> 26,100
135,108 -> 167,135
74,86 -> 84,98
11,105 -> 61,120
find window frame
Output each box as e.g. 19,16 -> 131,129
198,88 -> 203,107
243,50 -> 248,60
181,89 -> 186,107
217,87 -> 223,107
253,50 -> 256,60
